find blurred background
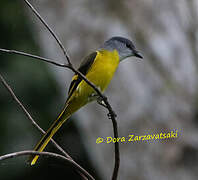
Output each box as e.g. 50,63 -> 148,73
0,0 -> 198,179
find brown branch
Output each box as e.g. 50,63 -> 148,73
24,0 -> 71,65
0,73 -> 66,156
0,150 -> 94,180
0,48 -> 69,68
68,67 -> 120,180
0,74 -> 93,180
4,0 -> 120,179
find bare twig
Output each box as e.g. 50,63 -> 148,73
109,115 -> 119,180
71,67 -> 120,180
0,74 -> 93,180
0,48 -> 69,68
0,73 -> 65,156
70,67 -> 120,180
0,150 -> 94,180
24,0 -> 71,65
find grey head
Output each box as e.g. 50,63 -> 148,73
100,36 -> 143,61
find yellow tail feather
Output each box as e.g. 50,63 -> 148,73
30,83 -> 88,165
30,106 -> 70,165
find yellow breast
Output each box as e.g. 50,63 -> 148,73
86,49 -> 119,91
76,49 -> 120,102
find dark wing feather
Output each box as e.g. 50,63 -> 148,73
67,51 -> 97,101
78,51 -> 97,75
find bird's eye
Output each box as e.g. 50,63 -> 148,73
126,43 -> 131,49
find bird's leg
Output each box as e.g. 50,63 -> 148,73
98,97 -> 117,118
97,96 -> 108,108
89,93 -> 107,108
92,94 -> 117,117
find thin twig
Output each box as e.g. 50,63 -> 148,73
24,0 -> 71,65
0,150 -> 94,180
70,66 -> 120,180
109,116 -> 119,180
0,74 -> 93,180
0,48 -> 69,68
0,73 -> 65,156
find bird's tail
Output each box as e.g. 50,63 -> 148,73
30,105 -> 70,166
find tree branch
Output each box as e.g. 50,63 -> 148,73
24,0 -> 71,65
0,73 -> 93,180
2,0 -> 120,179
0,150 -> 94,180
0,48 -> 69,68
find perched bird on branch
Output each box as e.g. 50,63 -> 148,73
30,36 -> 143,165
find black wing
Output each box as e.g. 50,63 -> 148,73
67,51 -> 97,101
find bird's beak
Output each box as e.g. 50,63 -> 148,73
134,50 -> 143,59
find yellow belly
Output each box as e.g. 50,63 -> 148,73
70,49 -> 119,103
62,49 -> 120,118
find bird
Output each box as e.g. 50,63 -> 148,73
30,36 -> 143,165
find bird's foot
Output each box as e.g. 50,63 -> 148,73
97,96 -> 108,108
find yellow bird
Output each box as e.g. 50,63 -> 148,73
30,36 -> 143,165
